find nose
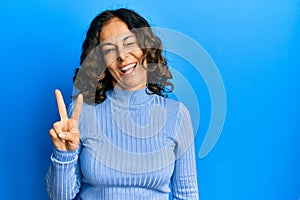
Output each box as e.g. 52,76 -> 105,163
117,47 -> 127,62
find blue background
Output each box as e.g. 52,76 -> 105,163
0,0 -> 299,199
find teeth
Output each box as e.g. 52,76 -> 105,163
121,63 -> 136,71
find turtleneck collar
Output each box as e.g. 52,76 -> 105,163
106,87 -> 154,107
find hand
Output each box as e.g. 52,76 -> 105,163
49,89 -> 83,151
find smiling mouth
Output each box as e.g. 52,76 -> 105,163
120,63 -> 137,74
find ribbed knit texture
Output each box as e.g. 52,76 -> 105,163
46,87 -> 199,200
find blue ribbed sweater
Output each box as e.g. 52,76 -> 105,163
46,88 -> 199,200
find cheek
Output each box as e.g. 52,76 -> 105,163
107,64 -> 119,79
131,49 -> 143,62
104,57 -> 116,67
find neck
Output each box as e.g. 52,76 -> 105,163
106,87 -> 154,107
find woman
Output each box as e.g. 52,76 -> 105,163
46,8 -> 199,200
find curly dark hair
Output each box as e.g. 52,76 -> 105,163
73,8 -> 173,105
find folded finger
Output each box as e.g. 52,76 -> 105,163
53,121 -> 62,134
49,128 -> 58,140
58,131 -> 79,144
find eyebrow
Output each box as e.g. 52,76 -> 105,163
123,35 -> 135,42
101,42 -> 115,47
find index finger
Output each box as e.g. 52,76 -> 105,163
71,94 -> 83,121
55,89 -> 68,120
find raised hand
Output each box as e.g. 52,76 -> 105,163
49,89 -> 83,151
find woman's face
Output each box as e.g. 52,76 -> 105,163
100,17 -> 147,91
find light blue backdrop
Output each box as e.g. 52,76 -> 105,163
0,0 -> 299,199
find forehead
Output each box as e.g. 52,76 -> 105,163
100,17 -> 133,43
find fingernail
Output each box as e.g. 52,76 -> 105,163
59,133 -> 65,138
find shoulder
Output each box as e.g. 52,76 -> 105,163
158,95 -> 190,117
155,94 -> 181,109
68,101 -> 97,127
161,96 -> 192,127
68,101 -> 96,115
154,95 -> 192,126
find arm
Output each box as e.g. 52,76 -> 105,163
46,90 -> 83,200
171,103 -> 199,200
45,146 -> 81,200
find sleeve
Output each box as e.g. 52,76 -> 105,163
171,103 -> 199,200
45,145 -> 82,200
